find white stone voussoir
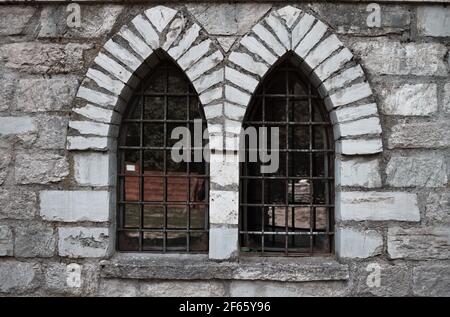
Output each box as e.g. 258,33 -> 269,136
144,5 -> 177,33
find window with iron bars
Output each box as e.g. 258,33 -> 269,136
240,54 -> 335,256
117,54 -> 209,253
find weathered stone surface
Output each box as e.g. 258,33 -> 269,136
14,76 -> 79,112
40,190 -> 110,222
0,225 -> 13,256
352,40 -> 448,76
350,262 -> 410,297
386,153 -> 447,188
0,75 -> 17,112
34,115 -> 69,150
417,6 -> 450,37
209,226 -> 238,260
379,83 -> 438,116
0,261 -> 39,293
67,136 -> 109,151
100,254 -> 349,282
311,4 -> 411,36
210,153 -> 239,187
141,281 -> 226,297
388,226 -> 450,260
413,264 -> 450,297
15,223 -> 56,258
74,153 -> 111,186
336,138 -> 383,155
210,190 -> 238,225
444,83 -> 450,113
337,191 -> 420,222
425,191 -> 450,223
58,227 -> 110,258
217,36 -> 236,52
45,262 -> 98,295
0,42 -> 93,74
388,121 -> 450,149
39,5 -> 123,38
337,158 -> 382,188
15,152 -> 69,185
187,3 -> 271,35
230,281 -> 347,297
98,279 -> 139,297
0,188 -> 36,220
336,228 -> 383,259
0,116 -> 36,136
0,6 -> 35,36
0,146 -> 11,185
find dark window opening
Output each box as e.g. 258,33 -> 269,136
240,55 -> 335,256
117,55 -> 209,253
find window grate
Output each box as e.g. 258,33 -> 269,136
117,58 -> 209,253
240,56 -> 335,257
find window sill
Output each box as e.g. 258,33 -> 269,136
99,254 -> 349,282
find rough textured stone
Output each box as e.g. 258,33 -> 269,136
141,281 -> 227,297
425,191 -> 450,223
337,157 -> 381,188
337,191 -> 420,222
352,40 -> 448,76
14,76 -> 79,112
388,121 -> 450,149
15,152 -> 69,185
0,225 -> 13,256
443,83 -> 450,113
386,154 -> 447,188
0,6 -> 35,36
311,4 -> 411,36
350,262 -> 410,297
58,227 -> 110,258
74,153 -> 111,186
34,115 -> 69,150
417,6 -> 450,37
40,190 -> 110,222
0,146 -> 11,185
379,83 -> 438,116
0,188 -> 36,220
413,264 -> 450,297
45,262 -> 98,295
388,226 -> 450,260
336,228 -> 383,259
15,223 -> 56,258
0,75 -> 17,112
0,261 -> 39,293
229,281 -> 347,297
0,42 -> 93,74
98,279 -> 139,297
39,5 -> 123,38
187,3 -> 271,35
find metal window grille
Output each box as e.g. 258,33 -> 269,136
240,55 -> 335,256
117,57 -> 209,253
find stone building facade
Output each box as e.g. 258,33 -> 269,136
0,0 -> 449,296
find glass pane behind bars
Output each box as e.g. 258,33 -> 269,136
240,55 -> 334,256
117,57 -> 209,253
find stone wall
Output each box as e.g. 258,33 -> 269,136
0,1 -> 449,297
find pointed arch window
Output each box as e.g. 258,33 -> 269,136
240,55 -> 334,256
117,55 -> 209,253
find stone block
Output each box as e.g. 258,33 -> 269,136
0,261 -> 39,293
388,226 -> 450,260
98,278 -> 138,297
386,154 -> 447,188
210,190 -> 239,225
58,227 -> 110,258
15,223 -> 56,258
336,138 -> 383,155
413,264 -> 450,297
34,115 -> 69,150
379,83 -> 437,116
425,191 -> 450,223
0,117 -> 35,136
0,225 -> 13,256
337,157 -> 382,188
209,226 -> 238,260
336,227 -> 383,259
141,281 -> 226,297
74,153 -> 111,186
15,152 -> 69,185
210,153 -> 239,187
417,6 -> 450,37
67,136 -> 109,151
0,6 -> 35,36
40,190 -> 110,222
337,191 -> 420,222
0,188 -> 37,220
388,121 -> 450,149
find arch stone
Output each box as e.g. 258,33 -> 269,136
67,5 -> 225,151
214,5 -> 385,259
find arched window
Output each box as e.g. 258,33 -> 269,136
240,55 -> 334,256
117,55 -> 209,253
